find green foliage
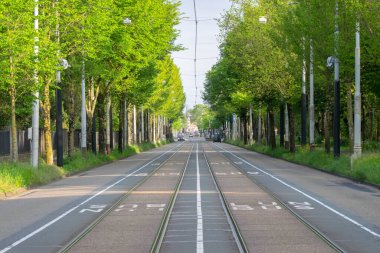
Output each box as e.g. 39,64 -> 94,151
0,162 -> 63,196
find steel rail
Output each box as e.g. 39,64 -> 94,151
149,142 -> 195,253
212,142 -> 344,253
202,142 -> 249,253
59,142 -> 188,253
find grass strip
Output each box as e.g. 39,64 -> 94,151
0,141 -> 168,197
227,140 -> 380,187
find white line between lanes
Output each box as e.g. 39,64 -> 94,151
196,143 -> 204,253
217,144 -> 380,239
0,144 -> 181,253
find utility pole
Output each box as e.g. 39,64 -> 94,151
55,0 -> 64,167
31,0 -> 40,168
353,21 -> 362,158
333,0 -> 340,158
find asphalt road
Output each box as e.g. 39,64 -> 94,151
0,143 -> 184,253
0,139 -> 379,253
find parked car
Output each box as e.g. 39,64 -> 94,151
177,133 -> 185,141
213,133 -> 222,143
189,133 -> 193,138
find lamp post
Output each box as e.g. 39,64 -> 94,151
353,21 -> 361,158
56,59 -> 70,167
333,0 -> 340,158
32,0 -> 40,168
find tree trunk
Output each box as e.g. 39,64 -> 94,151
67,84 -> 75,158
377,111 -> 380,143
153,114 -> 156,144
324,110 -> 331,154
285,103 -> 290,150
362,104 -> 366,142
243,116 -> 248,145
288,104 -> 296,153
370,108 -> 375,141
258,106 -> 262,144
118,98 -> 123,153
87,113 -> 93,151
10,85 -> 18,162
133,105 -> 137,144
42,80 -> 54,165
279,103 -> 285,148
106,96 -> 111,154
98,93 -> 106,155
346,83 -> 354,153
269,106 -> 276,150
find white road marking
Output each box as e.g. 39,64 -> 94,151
146,204 -> 166,211
196,143 -> 204,253
0,145 -> 181,253
79,204 -> 107,213
258,202 -> 282,210
230,203 -> 254,211
288,202 -> 314,210
217,144 -> 380,239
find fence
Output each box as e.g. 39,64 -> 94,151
0,129 -> 122,158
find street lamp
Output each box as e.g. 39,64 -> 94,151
31,0 -> 39,168
123,18 -> 132,25
56,58 -> 70,167
259,16 -> 267,24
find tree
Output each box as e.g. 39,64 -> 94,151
0,0 -> 35,162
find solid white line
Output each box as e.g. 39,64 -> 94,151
217,144 -> 380,239
196,143 -> 204,253
0,145 -> 181,253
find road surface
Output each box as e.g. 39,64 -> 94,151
0,139 -> 379,253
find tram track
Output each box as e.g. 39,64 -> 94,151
51,142 -> 189,253
151,142 -> 247,253
210,142 -> 348,253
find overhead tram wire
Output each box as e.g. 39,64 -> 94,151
193,0 -> 198,106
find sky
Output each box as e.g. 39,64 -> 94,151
172,0 -> 233,111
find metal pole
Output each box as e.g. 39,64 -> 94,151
353,21 -> 362,157
309,40 -> 315,150
333,0 -> 340,158
56,71 -> 63,167
31,0 -> 40,168
301,38 -> 307,146
55,0 -> 63,167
